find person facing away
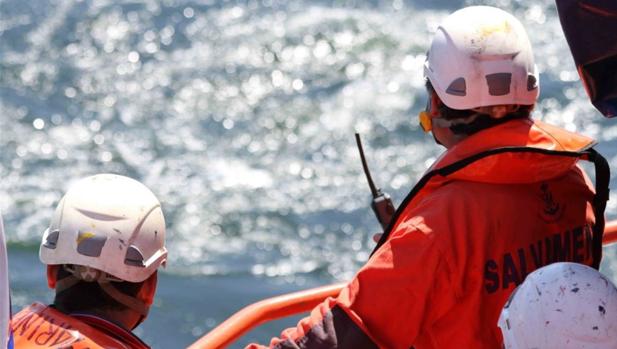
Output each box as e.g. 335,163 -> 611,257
498,262 -> 617,349
247,5 -> 610,349
11,174 -> 167,349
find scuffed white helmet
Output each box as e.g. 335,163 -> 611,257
40,174 -> 167,283
499,262 -> 617,349
425,6 -> 539,110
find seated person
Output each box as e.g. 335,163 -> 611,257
11,174 -> 167,349
247,6 -> 609,348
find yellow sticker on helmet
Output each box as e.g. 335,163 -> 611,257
478,20 -> 512,37
77,231 -> 96,245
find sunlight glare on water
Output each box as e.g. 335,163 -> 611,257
0,0 -> 444,281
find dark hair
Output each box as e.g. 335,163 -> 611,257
425,80 -> 534,135
53,266 -> 144,314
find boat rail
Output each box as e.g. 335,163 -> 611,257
189,220 -> 617,349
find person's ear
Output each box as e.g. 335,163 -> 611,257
430,93 -> 441,118
46,265 -> 60,289
138,271 -> 158,306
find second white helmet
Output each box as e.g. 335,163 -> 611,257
499,262 -> 617,349
425,6 -> 539,110
40,174 -> 167,283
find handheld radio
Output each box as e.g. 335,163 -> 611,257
355,133 -> 396,230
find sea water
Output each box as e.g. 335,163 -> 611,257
1,0 -> 616,347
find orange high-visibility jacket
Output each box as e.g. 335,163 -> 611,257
248,118 -> 606,349
11,303 -> 149,349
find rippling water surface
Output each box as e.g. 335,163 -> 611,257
2,0 -> 617,347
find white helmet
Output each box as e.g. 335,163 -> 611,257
40,174 -> 167,283
425,6 -> 539,110
498,262 -> 617,349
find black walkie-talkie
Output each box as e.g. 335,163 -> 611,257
355,133 -> 396,230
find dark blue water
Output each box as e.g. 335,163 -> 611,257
2,0 -> 617,348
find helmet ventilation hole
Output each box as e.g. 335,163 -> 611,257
527,74 -> 538,91
76,231 -> 107,257
486,73 -> 512,96
43,229 -> 60,249
125,245 -> 146,267
446,77 -> 467,96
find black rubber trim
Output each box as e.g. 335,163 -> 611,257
371,144 -> 609,271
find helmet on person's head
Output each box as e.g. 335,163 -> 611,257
40,174 -> 167,283
498,262 -> 617,349
424,6 -> 539,111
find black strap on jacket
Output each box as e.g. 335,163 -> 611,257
371,147 -> 610,270
588,148 -> 610,269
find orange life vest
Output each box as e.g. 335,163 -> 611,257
11,303 -> 149,349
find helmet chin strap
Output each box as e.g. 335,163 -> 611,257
98,282 -> 149,318
473,105 -> 520,119
432,105 -> 522,133
57,265 -> 150,324
431,113 -> 481,129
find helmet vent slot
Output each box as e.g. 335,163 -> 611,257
43,229 -> 60,249
446,77 -> 467,96
76,231 -> 107,257
125,245 -> 146,267
527,74 -> 538,91
486,73 -> 512,96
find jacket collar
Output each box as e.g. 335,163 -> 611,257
71,313 -> 150,349
428,118 -> 595,184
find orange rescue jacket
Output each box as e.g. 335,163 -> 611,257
11,302 -> 149,349
248,118 -> 609,349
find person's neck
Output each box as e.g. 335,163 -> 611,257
55,303 -> 140,330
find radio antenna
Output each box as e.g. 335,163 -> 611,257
354,133 -> 395,230
355,133 -> 379,198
